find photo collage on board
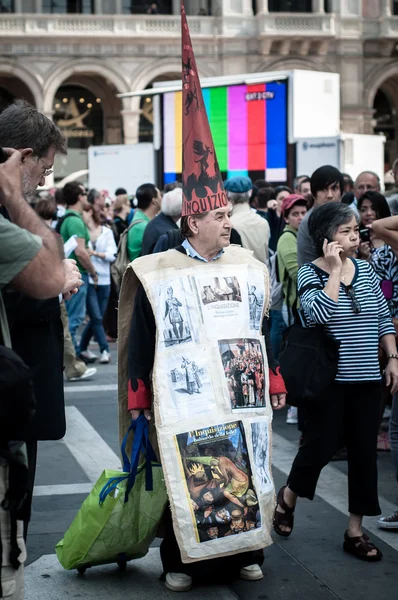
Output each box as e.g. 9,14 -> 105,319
176,421 -> 261,543
218,338 -> 266,411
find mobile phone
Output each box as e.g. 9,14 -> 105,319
359,228 -> 370,243
0,148 -> 8,164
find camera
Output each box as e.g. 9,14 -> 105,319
359,228 -> 371,244
0,147 -> 8,164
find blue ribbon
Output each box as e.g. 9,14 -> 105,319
99,415 -> 159,505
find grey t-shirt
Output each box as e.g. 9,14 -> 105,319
0,214 -> 42,290
297,208 -> 317,267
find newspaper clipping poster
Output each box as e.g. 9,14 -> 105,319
152,277 -> 198,347
251,420 -> 273,494
176,420 -> 260,543
166,350 -> 217,418
218,339 -> 266,410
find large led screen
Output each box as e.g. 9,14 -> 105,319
163,80 -> 287,184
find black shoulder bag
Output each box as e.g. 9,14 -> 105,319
278,265 -> 340,406
0,293 -> 36,440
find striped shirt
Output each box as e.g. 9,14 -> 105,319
371,245 -> 398,318
298,259 -> 395,382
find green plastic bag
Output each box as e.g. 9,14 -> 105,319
56,417 -> 168,570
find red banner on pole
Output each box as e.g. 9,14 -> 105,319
181,3 -> 226,216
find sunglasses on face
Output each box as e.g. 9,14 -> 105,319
345,285 -> 361,314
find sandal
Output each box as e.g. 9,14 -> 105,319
343,531 -> 383,562
273,486 -> 295,538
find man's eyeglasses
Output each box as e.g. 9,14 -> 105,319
345,285 -> 361,314
35,156 -> 54,177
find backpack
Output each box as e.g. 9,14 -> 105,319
269,230 -> 297,309
111,219 -> 145,289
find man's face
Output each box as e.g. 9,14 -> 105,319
203,491 -> 214,503
314,181 -> 341,206
207,527 -> 218,540
285,205 -> 307,231
22,146 -> 56,197
354,173 -> 380,200
393,165 -> 398,187
193,206 -> 232,250
298,181 -> 311,202
79,185 -> 89,210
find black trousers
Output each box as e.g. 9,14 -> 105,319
287,381 -> 381,517
23,440 -> 37,540
160,506 -> 264,582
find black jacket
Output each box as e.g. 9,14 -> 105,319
141,212 -> 179,256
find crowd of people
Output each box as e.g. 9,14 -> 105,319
1,98 -> 398,598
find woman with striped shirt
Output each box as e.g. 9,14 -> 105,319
273,203 -> 398,562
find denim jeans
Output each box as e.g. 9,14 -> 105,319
65,272 -> 89,352
79,284 -> 110,354
390,394 -> 398,484
269,308 -> 287,360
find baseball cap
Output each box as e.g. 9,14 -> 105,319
281,194 -> 307,216
224,176 -> 253,194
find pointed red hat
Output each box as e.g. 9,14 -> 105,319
181,3 -> 227,217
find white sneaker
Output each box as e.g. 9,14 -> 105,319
68,367 -> 97,382
286,406 -> 298,424
79,350 -> 98,363
377,509 -> 398,529
165,572 -> 192,592
99,350 -> 110,364
240,564 -> 264,581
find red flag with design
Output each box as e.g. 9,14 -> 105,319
181,3 -> 226,216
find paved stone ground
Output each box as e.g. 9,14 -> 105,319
25,343 -> 398,600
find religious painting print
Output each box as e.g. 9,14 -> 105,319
152,277 -> 198,348
176,420 -> 260,543
246,273 -> 266,331
167,350 -> 216,418
218,339 -> 266,410
250,420 -> 272,495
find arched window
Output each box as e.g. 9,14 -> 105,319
268,0 -> 312,12
122,0 -> 172,14
0,0 -> 14,11
42,0 -> 94,13
373,88 -> 395,168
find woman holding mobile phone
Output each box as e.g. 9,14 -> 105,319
274,202 -> 398,562
357,191 -> 390,260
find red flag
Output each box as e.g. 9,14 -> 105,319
181,3 -> 227,216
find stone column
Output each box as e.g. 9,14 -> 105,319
114,0 -> 123,14
172,0 -> 180,14
14,0 -> 23,12
312,0 -> 325,13
35,0 -> 42,12
94,0 -> 102,14
121,109 -> 141,145
383,0 -> 392,16
256,0 -> 268,13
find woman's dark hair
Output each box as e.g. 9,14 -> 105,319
35,196 -> 57,221
274,185 -> 292,198
357,191 -> 391,221
257,187 -> 276,209
308,203 -> 359,257
310,165 -> 344,198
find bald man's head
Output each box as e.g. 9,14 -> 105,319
354,171 -> 380,200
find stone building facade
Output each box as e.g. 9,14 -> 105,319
0,0 -> 398,174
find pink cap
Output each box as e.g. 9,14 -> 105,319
281,194 -> 307,216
